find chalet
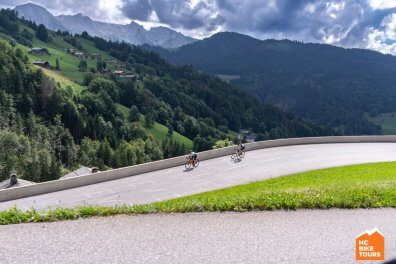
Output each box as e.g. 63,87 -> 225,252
29,48 -> 50,55
120,74 -> 137,80
91,53 -> 101,59
0,174 -> 35,190
61,166 -> 99,179
74,52 -> 85,58
245,135 -> 256,143
113,70 -> 125,75
32,61 -> 50,68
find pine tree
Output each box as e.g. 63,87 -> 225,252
55,58 -> 60,70
129,105 -> 140,122
36,24 -> 49,42
167,124 -> 174,137
78,60 -> 88,72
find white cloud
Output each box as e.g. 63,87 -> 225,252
381,13 -> 396,40
369,0 -> 396,10
365,27 -> 396,54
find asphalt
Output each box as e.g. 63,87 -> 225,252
0,209 -> 395,264
1,143 -> 396,211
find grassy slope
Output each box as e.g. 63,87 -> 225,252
117,104 -> 193,149
1,27 -> 195,146
40,68 -> 84,92
368,112 -> 396,135
1,162 -> 395,224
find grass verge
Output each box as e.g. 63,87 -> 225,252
1,162 -> 396,225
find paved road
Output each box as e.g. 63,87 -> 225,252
0,209 -> 395,264
1,143 -> 396,211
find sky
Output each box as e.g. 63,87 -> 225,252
1,0 -> 396,55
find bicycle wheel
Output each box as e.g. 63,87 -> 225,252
239,151 -> 246,159
185,161 -> 192,169
231,153 -> 237,160
194,159 -> 200,168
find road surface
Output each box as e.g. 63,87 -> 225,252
1,143 -> 396,211
0,209 -> 395,263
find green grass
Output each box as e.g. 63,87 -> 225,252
147,122 -> 193,149
368,112 -> 396,134
116,104 -> 193,149
2,29 -> 121,84
1,162 -> 396,225
41,68 -> 85,93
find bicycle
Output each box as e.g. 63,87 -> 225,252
231,149 -> 245,160
185,157 -> 200,169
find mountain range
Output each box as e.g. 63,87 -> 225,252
14,3 -> 196,48
147,32 -> 396,135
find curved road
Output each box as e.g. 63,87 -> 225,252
1,142 -> 396,211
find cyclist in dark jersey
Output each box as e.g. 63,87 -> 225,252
235,142 -> 245,156
188,150 -> 198,165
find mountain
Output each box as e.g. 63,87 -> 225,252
0,10 -> 333,182
56,14 -> 196,48
13,3 -> 196,48
14,3 -> 67,32
148,32 -> 396,134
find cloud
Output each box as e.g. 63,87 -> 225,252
369,0 -> 396,10
3,0 -> 396,55
121,0 -> 224,32
2,0 -> 127,24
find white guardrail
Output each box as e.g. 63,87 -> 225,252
1,135 -> 396,203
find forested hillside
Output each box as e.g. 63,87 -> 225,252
0,9 -> 332,183
148,32 -> 396,135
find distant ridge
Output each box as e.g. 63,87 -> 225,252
13,3 -> 196,48
146,31 -> 396,135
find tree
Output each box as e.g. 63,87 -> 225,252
167,124 -> 174,137
55,58 -> 60,70
96,60 -> 103,72
78,60 -> 88,72
83,73 -> 94,86
213,139 -> 233,149
129,105 -> 140,122
144,113 -> 155,128
36,24 -> 49,42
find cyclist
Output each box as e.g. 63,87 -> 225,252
235,142 -> 245,157
188,150 -> 198,166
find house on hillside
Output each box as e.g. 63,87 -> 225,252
237,129 -> 256,143
29,48 -> 50,55
245,135 -> 257,143
120,74 -> 137,81
74,52 -> 85,58
60,166 -> 99,180
32,61 -> 50,68
113,70 -> 125,75
0,174 -> 35,190
90,53 -> 101,59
